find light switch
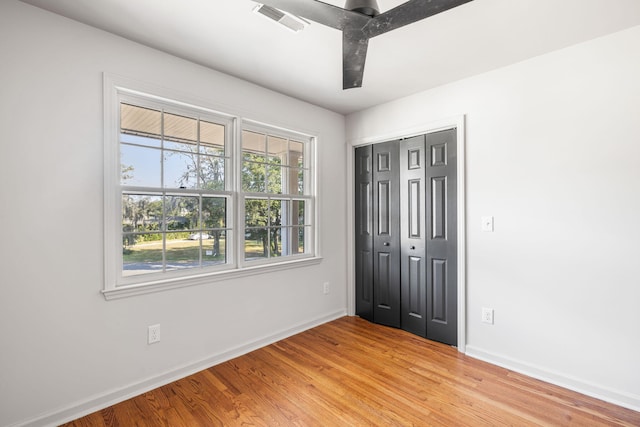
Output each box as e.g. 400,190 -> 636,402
481,216 -> 494,232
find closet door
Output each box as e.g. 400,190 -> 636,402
354,145 -> 373,321
355,130 -> 457,346
372,141 -> 401,328
425,129 -> 457,345
399,135 -> 428,337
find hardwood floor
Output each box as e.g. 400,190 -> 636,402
63,317 -> 640,426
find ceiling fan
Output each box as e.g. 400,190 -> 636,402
256,0 -> 474,89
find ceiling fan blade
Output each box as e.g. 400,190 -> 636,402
364,0 -> 473,38
259,0 -> 369,31
343,28 -> 369,89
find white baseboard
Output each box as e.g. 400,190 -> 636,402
15,310 -> 347,427
465,345 -> 640,413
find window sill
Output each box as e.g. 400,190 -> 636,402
102,256 -> 323,300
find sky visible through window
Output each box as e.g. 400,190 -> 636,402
121,133 -> 212,188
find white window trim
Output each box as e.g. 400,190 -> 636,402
103,73 -> 320,300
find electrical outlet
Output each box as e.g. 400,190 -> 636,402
148,324 -> 161,344
481,308 -> 494,324
323,282 -> 330,295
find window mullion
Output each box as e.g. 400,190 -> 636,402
160,110 -> 167,272
199,195 -> 203,267
197,118 -> 203,267
232,119 -> 239,268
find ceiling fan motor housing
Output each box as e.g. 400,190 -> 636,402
345,0 -> 380,17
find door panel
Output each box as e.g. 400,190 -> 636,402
372,141 -> 400,328
358,183 -> 370,236
425,129 -> 457,345
377,180 -> 391,235
376,252 -> 392,309
400,135 -> 427,336
408,179 -> 421,237
354,145 -> 373,321
407,256 -> 422,316
431,258 -> 447,322
431,176 -> 447,239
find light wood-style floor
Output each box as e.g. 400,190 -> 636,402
63,316 -> 640,426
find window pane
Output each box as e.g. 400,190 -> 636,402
164,150 -> 196,189
278,166 -> 302,195
245,228 -> 268,260
270,199 -> 291,226
291,200 -> 305,225
121,145 -> 161,187
200,120 -> 225,156
270,228 -> 282,257
290,140 -> 304,168
245,199 -> 268,227
202,197 -> 226,229
165,195 -> 198,231
297,226 -> 306,254
202,230 -> 226,267
267,165 -> 283,194
165,232 -> 200,272
122,232 -> 164,277
267,136 -> 288,165
199,155 -> 225,190
242,161 -> 266,192
242,130 -> 266,162
270,199 -> 281,226
121,103 -> 161,139
278,226 -> 291,256
290,167 -> 304,195
122,194 -> 163,233
164,112 -> 197,147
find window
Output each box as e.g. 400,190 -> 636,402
119,100 -> 232,278
104,77 -> 317,298
241,127 -> 311,261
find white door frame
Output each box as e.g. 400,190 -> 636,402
345,115 -> 467,352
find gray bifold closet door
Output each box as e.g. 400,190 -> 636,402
355,129 -> 457,345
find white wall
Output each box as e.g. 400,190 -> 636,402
347,25 -> 640,410
0,2 -> 347,426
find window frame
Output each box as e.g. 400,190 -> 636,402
103,74 -> 320,300
239,122 -> 315,268
118,93 -> 236,281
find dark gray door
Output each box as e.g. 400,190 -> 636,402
354,145 -> 373,321
399,135 -> 428,337
372,141 -> 401,328
355,129 -> 457,345
425,129 -> 457,345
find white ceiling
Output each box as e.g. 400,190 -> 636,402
20,0 -> 640,114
